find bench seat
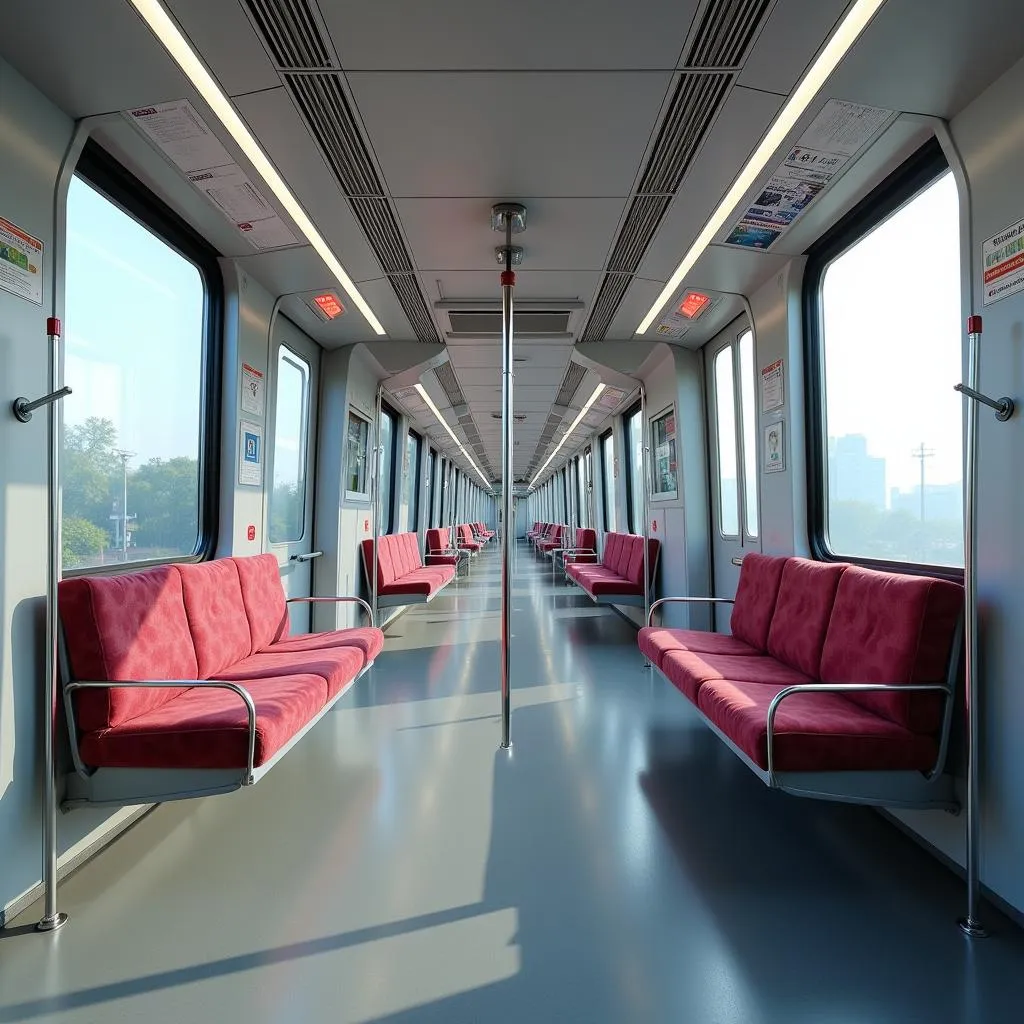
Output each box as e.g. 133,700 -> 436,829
640,552 -> 963,808
362,533 -> 457,605
565,532 -> 659,605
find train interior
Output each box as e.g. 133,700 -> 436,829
2,0 -> 1024,1020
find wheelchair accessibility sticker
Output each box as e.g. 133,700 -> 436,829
239,420 -> 263,486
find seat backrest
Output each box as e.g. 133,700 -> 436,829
426,527 -> 449,552
576,528 -> 597,552
59,565 -> 198,732
766,558 -> 847,677
602,532 -> 624,570
729,552 -> 787,650
614,535 -> 637,577
458,523 -> 474,544
820,566 -> 963,733
401,531 -> 423,572
233,554 -> 290,653
361,536 -> 399,590
625,537 -> 660,587
178,559 -> 253,676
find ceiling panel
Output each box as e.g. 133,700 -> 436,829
166,0 -> 282,96
738,0 -> 850,96
322,0 -> 698,70
347,72 -> 673,197
234,88 -> 386,284
637,86 -> 784,282
431,270 -> 601,304
396,197 -> 627,272
604,277 -> 668,341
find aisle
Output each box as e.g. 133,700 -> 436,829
1,540 -> 1023,1023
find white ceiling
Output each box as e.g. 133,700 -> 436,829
3,0 -> 1024,483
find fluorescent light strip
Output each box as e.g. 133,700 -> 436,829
637,0 -> 886,335
530,383 -> 605,489
414,384 -> 491,487
128,0 -> 386,335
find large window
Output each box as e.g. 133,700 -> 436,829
601,430 -> 615,531
807,141 -> 963,568
405,431 -> 422,532
378,404 -> 397,534
268,347 -> 310,543
63,147 -> 219,572
713,346 -> 740,537
427,448 -> 438,527
623,403 -> 644,534
345,411 -> 370,497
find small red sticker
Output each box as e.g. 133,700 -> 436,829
364,519 -> 369,532
247,525 -> 256,541
651,520 -> 658,533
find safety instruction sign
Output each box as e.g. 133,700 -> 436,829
982,218 -> 1024,305
761,358 -> 784,412
764,420 -> 786,474
238,420 -> 264,486
0,216 -> 43,304
726,100 -> 895,250
241,362 -> 265,416
126,100 -> 298,251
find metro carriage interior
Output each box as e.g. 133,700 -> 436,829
3,0 -> 1024,1021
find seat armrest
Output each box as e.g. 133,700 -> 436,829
648,595 -> 735,627
287,594 -> 374,628
64,679 -> 258,783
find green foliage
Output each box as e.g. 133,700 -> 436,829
62,516 -> 108,570
270,482 -> 302,543
828,500 -> 963,567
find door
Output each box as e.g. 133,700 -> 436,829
706,325 -> 760,630
266,328 -> 319,633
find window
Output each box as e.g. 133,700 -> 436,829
378,405 -> 397,534
268,347 -> 310,543
807,141 -> 963,568
576,455 -> 587,527
623,403 -> 644,533
583,448 -> 593,528
427,448 -> 438,527
345,411 -> 370,497
404,432 -> 422,532
738,330 -> 759,538
713,346 -> 739,536
650,407 -> 678,499
63,146 -> 220,572
601,430 -> 615,531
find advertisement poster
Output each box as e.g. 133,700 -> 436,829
241,363 -> 265,416
982,218 -> 1024,305
0,216 -> 43,304
760,358 -> 784,412
238,420 -> 264,486
651,409 -> 678,498
726,99 -> 894,250
127,100 -> 297,250
764,421 -> 786,474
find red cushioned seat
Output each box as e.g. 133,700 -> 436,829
766,558 -> 846,677
728,552 -> 786,649
662,650 -> 812,703
79,673 -> 328,770
212,645 -> 364,699
588,577 -> 643,596
178,559 -> 253,676
638,626 -> 759,669
233,554 -> 291,651
268,627 -> 384,667
696,677 -> 939,773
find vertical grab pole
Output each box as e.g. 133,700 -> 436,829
38,316 -> 68,933
640,383 -> 651,633
959,315 -> 986,938
371,385 -> 383,627
500,254 -> 515,750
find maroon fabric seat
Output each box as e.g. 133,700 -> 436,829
457,524 -> 482,553
425,527 -> 461,567
565,532 -> 659,602
59,554 -> 383,775
638,554 -> 963,777
537,525 -> 568,554
473,522 -> 495,539
361,533 -> 456,599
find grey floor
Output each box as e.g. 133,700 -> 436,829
2,543 -> 1023,1023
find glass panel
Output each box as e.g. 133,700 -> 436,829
268,349 -> 309,543
378,409 -> 395,533
738,330 -> 759,538
821,172 -> 962,566
405,432 -> 421,532
602,432 -> 615,531
63,176 -> 205,570
345,412 -> 369,495
651,408 -> 678,497
627,409 -> 644,534
714,346 -> 739,536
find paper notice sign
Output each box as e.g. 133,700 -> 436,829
241,363 -> 265,416
188,165 -> 276,223
0,216 -> 43,304
127,100 -> 233,175
798,100 -> 895,157
237,215 -> 298,250
239,420 -> 264,486
982,218 -> 1024,305
761,359 -> 784,413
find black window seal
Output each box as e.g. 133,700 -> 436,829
65,139 -> 224,576
803,135 -> 963,581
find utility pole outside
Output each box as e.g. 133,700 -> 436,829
911,442 -> 935,522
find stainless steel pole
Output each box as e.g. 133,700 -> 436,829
640,383 -> 651,630
371,385 -> 383,627
500,254 -> 515,750
959,315 -> 986,938
38,316 -> 68,933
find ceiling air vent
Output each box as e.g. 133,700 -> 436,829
554,362 -> 587,408
687,0 -> 774,69
447,310 -> 572,336
244,0 -> 332,68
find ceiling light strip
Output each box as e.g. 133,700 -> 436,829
637,0 -> 886,334
127,0 -> 386,335
530,383 -> 606,489
414,384 -> 491,488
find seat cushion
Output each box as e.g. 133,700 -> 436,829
425,553 -> 460,566
178,559 -> 252,677
638,627 -> 759,669
729,552 -> 787,650
662,651 -> 812,703
588,576 -> 642,597
766,559 -> 847,677
59,565 -> 197,732
79,673 -> 328,770
268,627 -> 385,668
233,554 -> 290,652
212,645 -> 364,699
820,566 -> 963,733
697,678 -> 939,773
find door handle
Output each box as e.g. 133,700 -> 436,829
290,551 -> 323,563
731,556 -> 744,566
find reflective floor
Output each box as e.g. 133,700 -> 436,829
2,542 -> 1024,1022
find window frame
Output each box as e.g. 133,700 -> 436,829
344,408 -> 372,501
622,400 -> 643,534
267,344 -> 311,544
803,136 -> 962,578
378,401 -> 399,534
600,429 -> 614,532
65,141 -> 223,575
